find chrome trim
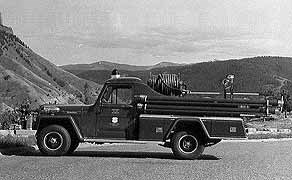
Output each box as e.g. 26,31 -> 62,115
201,117 -> 243,121
140,114 -> 177,118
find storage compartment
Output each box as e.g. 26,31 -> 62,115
202,117 -> 246,138
138,115 -> 174,141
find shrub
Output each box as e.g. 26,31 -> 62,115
0,111 -> 20,130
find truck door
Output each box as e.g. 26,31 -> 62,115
97,84 -> 134,139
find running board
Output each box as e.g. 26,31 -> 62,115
83,138 -> 165,144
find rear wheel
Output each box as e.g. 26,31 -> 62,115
171,131 -> 204,160
37,125 -> 71,156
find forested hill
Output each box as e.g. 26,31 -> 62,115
64,56 -> 292,95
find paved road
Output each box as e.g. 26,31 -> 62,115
1,140 -> 292,180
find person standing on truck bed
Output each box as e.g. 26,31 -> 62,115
222,74 -> 234,99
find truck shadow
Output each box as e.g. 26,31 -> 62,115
69,151 -> 220,160
0,148 -> 220,160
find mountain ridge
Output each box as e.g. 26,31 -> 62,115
60,60 -> 185,74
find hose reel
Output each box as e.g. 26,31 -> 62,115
147,73 -> 187,96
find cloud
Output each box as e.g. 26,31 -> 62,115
3,0 -> 292,65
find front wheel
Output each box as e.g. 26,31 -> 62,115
37,125 -> 71,156
171,131 -> 205,160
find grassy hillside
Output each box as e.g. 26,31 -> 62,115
66,56 -> 292,96
0,30 -> 100,108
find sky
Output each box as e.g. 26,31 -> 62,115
1,0 -> 292,65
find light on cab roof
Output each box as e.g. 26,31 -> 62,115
111,68 -> 120,79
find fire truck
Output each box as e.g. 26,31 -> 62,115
35,73 -> 282,159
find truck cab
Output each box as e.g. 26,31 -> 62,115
77,77 -> 161,140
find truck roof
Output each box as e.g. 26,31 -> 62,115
105,77 -> 143,84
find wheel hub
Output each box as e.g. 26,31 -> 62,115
44,132 -> 63,151
49,137 -> 57,144
183,140 -> 192,149
178,135 -> 198,154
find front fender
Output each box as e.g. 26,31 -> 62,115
36,115 -> 83,141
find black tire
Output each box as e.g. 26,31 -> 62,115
171,131 -> 205,160
37,125 -> 71,156
67,139 -> 79,154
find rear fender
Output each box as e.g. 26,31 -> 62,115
164,118 -> 211,141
